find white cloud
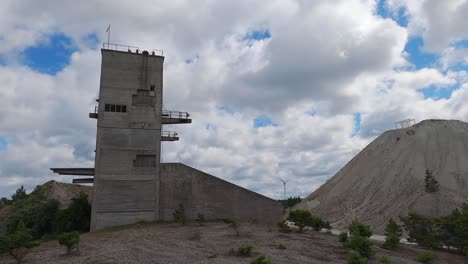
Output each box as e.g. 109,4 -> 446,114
1,0 -> 468,200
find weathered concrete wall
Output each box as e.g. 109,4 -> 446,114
160,163 -> 284,224
91,49 -> 164,230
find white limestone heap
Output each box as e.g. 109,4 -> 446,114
297,119 -> 468,233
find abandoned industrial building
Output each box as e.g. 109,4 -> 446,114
51,44 -> 283,230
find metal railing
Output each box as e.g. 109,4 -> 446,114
162,111 -> 190,119
161,131 -> 178,138
102,43 -> 163,55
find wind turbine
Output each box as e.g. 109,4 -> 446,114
279,178 -> 287,200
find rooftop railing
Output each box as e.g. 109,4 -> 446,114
102,43 -> 163,56
162,111 -> 190,119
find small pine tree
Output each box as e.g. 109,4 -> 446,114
173,204 -> 186,225
348,220 -> 373,238
382,218 -> 402,249
424,170 -> 439,193
58,231 -> 80,255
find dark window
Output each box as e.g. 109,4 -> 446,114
150,85 -> 155,91
104,104 -> 127,113
133,155 -> 156,168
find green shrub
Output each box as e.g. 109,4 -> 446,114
196,213 -> 205,226
345,234 -> 373,258
464,247 -> 468,259
288,210 -> 311,232
251,255 -> 273,264
416,251 -> 437,263
348,220 -> 373,238
0,221 -> 37,263
382,218 -> 402,250
173,204 -> 186,225
54,192 -> 91,234
424,170 -> 439,193
339,231 -> 349,243
277,221 -> 292,233
309,215 -> 328,231
278,243 -> 287,249
399,213 -> 440,249
58,231 -> 80,255
347,252 -> 368,264
222,218 -> 240,236
238,245 -> 254,256
379,256 -> 392,264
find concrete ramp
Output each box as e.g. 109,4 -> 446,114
160,163 -> 284,224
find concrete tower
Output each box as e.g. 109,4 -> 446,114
89,48 -> 189,230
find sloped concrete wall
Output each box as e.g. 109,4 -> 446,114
160,163 -> 284,224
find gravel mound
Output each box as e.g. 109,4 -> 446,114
297,119 -> 468,234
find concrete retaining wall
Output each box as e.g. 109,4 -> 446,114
160,163 -> 284,224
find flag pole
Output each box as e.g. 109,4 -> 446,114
106,25 -> 111,48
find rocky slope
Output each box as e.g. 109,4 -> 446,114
297,119 -> 468,233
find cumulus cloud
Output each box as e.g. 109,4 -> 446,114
1,0 -> 468,199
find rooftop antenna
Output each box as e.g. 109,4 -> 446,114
106,24 -> 111,47
279,178 -> 287,200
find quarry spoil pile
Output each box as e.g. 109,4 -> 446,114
297,119 -> 468,234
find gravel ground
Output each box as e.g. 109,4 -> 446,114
1,222 -> 466,264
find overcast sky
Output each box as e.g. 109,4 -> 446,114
1,0 -> 468,199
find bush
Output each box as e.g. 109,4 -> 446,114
416,251 -> 437,263
58,231 -> 80,255
173,204 -> 186,225
382,218 -> 402,250
347,252 -> 368,264
349,220 -> 373,238
277,221 -> 292,233
464,247 -> 468,259
251,255 -> 273,264
238,245 -> 254,256
0,221 -> 37,263
288,210 -> 310,232
399,213 -> 440,249
309,215 -> 328,231
424,169 -> 439,193
222,218 -> 240,236
345,234 -> 373,258
379,256 -> 392,264
339,231 -> 349,243
196,213 -> 205,226
54,192 -> 91,234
